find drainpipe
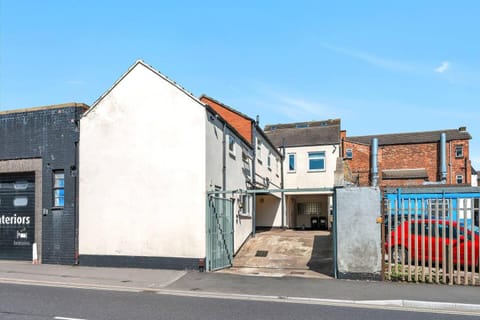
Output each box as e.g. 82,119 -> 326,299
252,121 -> 257,237
440,133 -> 447,183
281,138 -> 286,229
371,138 -> 378,187
223,122 -> 227,197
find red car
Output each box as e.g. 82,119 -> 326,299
386,219 -> 480,269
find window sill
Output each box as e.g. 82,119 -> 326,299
307,170 -> 326,173
238,213 -> 252,219
287,171 -> 296,174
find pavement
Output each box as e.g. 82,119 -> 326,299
1,260 -> 480,316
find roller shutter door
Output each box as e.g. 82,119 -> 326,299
0,173 -> 35,260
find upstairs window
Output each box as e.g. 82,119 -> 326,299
228,135 -> 235,156
267,152 -> 272,170
456,175 -> 464,184
308,152 -> 326,171
53,171 -> 65,207
256,138 -> 262,163
345,148 -> 353,159
455,145 -> 464,158
288,153 -> 296,172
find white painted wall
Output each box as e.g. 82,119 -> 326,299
255,135 -> 281,189
79,62 -> 207,258
472,173 -> 478,187
253,134 -> 283,227
256,195 -> 282,227
284,145 -> 339,189
205,111 -> 253,253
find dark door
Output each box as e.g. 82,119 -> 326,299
0,173 -> 35,260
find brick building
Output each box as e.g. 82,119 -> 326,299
0,103 -> 88,264
342,127 -> 472,187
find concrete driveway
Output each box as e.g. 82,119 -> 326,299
218,229 -> 333,278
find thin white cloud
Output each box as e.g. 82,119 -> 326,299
434,61 -> 450,73
320,43 -> 416,73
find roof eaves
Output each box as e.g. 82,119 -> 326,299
255,124 -> 282,158
204,104 -> 252,149
0,102 -> 89,116
200,94 -> 255,123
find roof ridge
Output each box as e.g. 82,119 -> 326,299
85,60 -> 205,117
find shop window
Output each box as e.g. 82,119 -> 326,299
53,171 -> 65,207
455,145 -> 464,158
288,153 -> 296,172
308,152 -> 326,171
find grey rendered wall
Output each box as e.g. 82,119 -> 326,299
335,187 -> 381,279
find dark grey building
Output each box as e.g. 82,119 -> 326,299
0,103 -> 88,264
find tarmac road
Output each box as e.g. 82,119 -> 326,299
1,283 -> 478,320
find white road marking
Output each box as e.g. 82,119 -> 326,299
54,317 -> 87,320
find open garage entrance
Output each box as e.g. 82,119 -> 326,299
210,187 -> 335,278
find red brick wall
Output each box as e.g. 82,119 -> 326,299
343,138 -> 471,187
200,97 -> 252,143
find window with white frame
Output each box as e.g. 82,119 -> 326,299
345,148 -> 353,159
256,138 -> 262,163
228,135 -> 235,156
53,171 -> 65,207
288,153 -> 296,172
456,175 -> 464,184
455,145 -> 464,158
240,194 -> 250,215
308,151 -> 326,171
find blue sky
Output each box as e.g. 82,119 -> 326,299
1,1 -> 479,168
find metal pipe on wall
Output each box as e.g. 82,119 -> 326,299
371,138 -> 378,187
440,132 -> 447,183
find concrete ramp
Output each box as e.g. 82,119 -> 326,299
218,229 -> 333,278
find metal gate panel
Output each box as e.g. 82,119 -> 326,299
383,188 -> 480,286
206,196 -> 233,271
0,173 -> 35,260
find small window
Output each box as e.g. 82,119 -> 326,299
455,145 -> 464,158
242,151 -> 249,163
53,171 -> 65,207
456,175 -> 464,184
240,194 -> 250,215
267,152 -> 272,170
345,148 -> 353,159
13,197 -> 28,207
288,153 -> 296,172
295,123 -> 309,128
228,135 -> 235,156
308,151 -> 326,171
256,138 -> 262,163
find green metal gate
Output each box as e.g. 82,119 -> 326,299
206,196 -> 234,271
